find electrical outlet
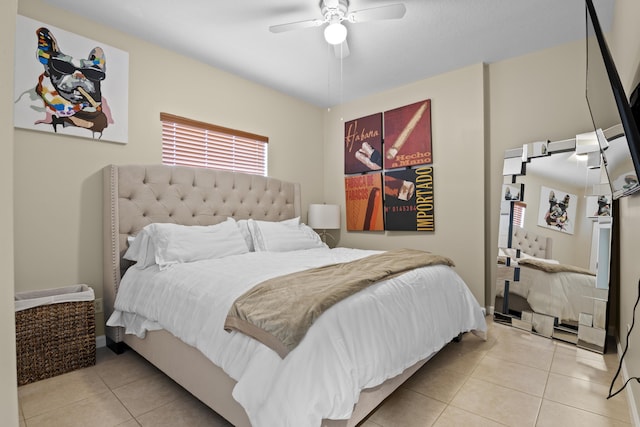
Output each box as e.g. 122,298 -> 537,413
94,298 -> 103,314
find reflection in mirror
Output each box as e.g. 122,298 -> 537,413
585,1 -> 640,198
598,125 -> 640,198
495,135 -> 612,353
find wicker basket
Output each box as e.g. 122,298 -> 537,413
15,285 -> 96,386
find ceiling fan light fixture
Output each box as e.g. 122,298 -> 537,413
324,22 -> 347,45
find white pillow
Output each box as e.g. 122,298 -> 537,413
124,230 -> 157,269
125,218 -> 249,269
498,248 -> 559,264
237,217 -> 300,251
519,252 -> 560,264
154,218 -> 249,269
248,219 -> 326,252
236,220 -> 255,252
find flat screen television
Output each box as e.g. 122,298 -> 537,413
585,0 -> 640,199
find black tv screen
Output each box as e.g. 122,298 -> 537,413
585,0 -> 640,199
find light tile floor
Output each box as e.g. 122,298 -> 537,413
18,317 -> 633,426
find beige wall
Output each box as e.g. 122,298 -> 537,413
2,0 -> 19,425
322,64 -> 487,304
608,0 -> 640,421
487,40 -> 596,304
619,195 -> 640,419
14,0 -> 325,337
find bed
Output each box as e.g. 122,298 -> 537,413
102,164 -> 487,427
495,226 -> 600,331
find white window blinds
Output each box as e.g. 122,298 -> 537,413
161,113 -> 268,176
513,202 -> 526,228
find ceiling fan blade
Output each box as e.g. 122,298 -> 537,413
347,3 -> 406,23
269,18 -> 324,33
333,39 -> 350,59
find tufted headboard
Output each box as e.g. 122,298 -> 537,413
102,164 -> 301,344
511,226 -> 553,259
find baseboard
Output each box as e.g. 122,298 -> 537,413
96,335 -> 106,349
617,339 -> 640,427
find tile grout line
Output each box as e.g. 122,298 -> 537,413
442,325 -> 521,426
21,389 -> 116,425
93,354 -> 145,427
532,341 -> 556,427
93,365 -> 141,426
539,344 -> 632,425
109,388 -> 139,426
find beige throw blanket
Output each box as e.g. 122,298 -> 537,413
517,258 -> 595,275
224,249 -> 455,358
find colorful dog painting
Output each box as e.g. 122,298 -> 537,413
14,15 -> 128,144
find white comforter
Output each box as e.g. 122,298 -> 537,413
496,265 -> 596,323
108,247 -> 486,427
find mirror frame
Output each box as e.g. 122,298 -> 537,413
495,135 -> 612,353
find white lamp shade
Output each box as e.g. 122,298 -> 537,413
324,22 -> 347,45
308,204 -> 341,229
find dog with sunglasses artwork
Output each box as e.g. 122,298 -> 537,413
17,27 -> 113,138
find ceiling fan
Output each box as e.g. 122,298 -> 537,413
269,0 -> 407,58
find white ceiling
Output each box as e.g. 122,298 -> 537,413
526,150 -> 604,189
43,0 -> 615,108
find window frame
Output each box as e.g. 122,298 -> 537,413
160,112 -> 268,176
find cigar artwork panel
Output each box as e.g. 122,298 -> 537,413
383,100 -> 432,170
344,113 -> 383,174
343,99 -> 434,232
345,173 -> 384,231
14,15 -> 129,144
384,166 -> 435,231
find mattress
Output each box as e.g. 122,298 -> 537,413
108,247 -> 486,427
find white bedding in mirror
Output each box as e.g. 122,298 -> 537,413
496,266 -> 597,323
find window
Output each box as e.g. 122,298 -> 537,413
512,202 -> 526,228
161,113 -> 268,176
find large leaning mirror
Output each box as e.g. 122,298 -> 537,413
495,134 -> 613,353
